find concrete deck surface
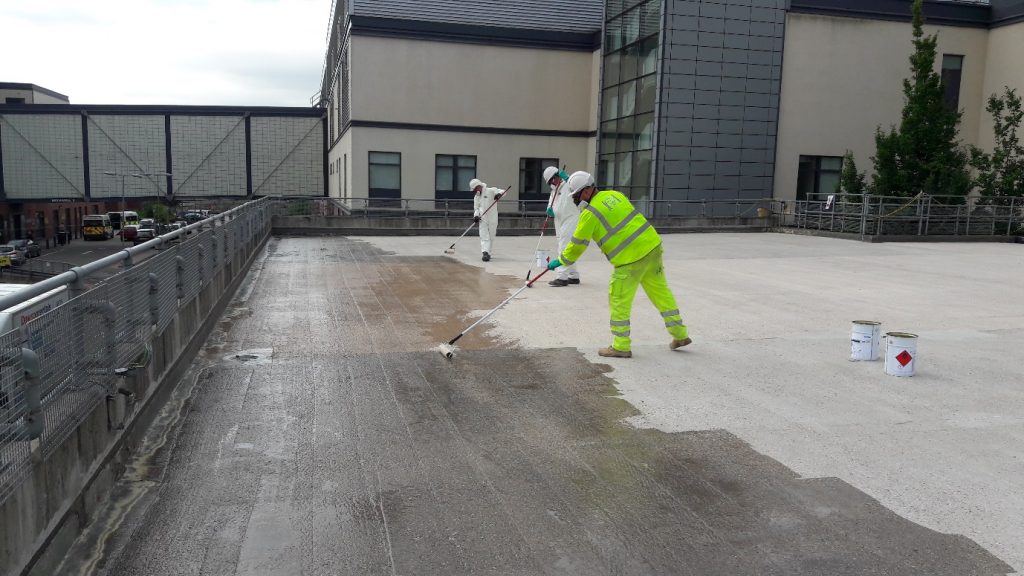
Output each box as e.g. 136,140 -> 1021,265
58,232 -> 1023,575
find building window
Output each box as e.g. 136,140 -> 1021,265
598,0 -> 660,201
796,155 -> 843,202
5,98 -> 26,104
519,158 -> 559,203
435,155 -> 477,206
368,152 -> 401,205
941,54 -> 964,112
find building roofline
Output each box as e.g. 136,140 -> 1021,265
788,0 -> 994,28
350,15 -> 601,52
344,119 -> 597,139
0,103 -> 324,117
0,82 -> 70,101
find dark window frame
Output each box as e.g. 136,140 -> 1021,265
434,154 -> 478,204
796,155 -> 844,202
941,54 -> 964,112
599,0 -> 660,197
518,157 -> 560,204
368,151 -> 401,206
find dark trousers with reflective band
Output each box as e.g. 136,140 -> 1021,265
608,244 -> 688,352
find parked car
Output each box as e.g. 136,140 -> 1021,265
119,225 -> 139,242
9,239 -> 40,258
133,228 -> 156,245
0,245 -> 26,266
139,218 -> 156,230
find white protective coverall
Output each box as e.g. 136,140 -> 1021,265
471,179 -> 502,254
547,176 -> 581,280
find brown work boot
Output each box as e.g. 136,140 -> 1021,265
670,337 -> 692,350
598,346 -> 632,358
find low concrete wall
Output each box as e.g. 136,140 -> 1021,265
272,215 -> 775,236
1,232 -> 271,576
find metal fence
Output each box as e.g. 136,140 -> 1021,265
268,193 -> 1024,239
784,195 -> 1023,238
276,196 -> 780,220
0,198 -> 272,503
0,259 -> 76,282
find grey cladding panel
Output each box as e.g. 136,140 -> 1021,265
352,0 -> 603,33
655,0 -> 783,201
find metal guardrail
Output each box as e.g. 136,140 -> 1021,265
0,198 -> 272,504
274,196 -> 780,220
0,259 -> 75,282
271,194 -> 1021,238
782,195 -> 1022,238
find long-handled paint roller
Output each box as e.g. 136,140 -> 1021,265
526,165 -> 566,283
525,216 -> 551,285
443,185 -> 511,254
438,267 -> 552,359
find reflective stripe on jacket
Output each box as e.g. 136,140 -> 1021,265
560,190 -> 661,267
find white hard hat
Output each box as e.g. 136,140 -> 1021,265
543,166 -> 560,185
566,171 -> 595,196
469,178 -> 484,191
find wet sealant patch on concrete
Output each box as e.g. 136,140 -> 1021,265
57,236 -> 1014,576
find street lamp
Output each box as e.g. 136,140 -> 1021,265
103,170 -> 173,213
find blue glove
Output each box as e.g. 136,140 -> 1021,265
559,169 -> 569,181
547,258 -> 562,271
546,207 -> 554,217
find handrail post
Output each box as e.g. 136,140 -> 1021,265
176,256 -> 186,300
21,348 -> 43,441
923,196 -> 932,236
1007,197 -> 1016,236
149,273 -> 160,326
966,199 -> 972,235
921,194 -> 929,235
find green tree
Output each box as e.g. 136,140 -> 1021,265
142,203 -> 174,224
970,87 -> 1024,205
871,0 -> 971,202
838,151 -> 867,204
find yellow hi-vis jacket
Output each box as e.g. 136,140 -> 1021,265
560,190 -> 661,267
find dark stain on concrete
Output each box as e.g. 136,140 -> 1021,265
56,237 -> 1014,576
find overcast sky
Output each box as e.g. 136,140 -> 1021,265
0,0 -> 329,107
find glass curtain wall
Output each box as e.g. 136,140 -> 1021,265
598,0 -> 661,201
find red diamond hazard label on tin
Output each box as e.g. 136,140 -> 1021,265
896,350 -> 913,366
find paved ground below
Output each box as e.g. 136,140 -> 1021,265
57,233 -> 1021,575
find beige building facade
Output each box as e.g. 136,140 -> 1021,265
320,0 -> 1024,208
775,1 -> 1024,202
321,1 -> 603,208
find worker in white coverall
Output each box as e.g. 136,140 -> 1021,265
543,166 -> 581,287
470,178 -> 504,262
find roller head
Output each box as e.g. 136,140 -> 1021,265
438,343 -> 456,359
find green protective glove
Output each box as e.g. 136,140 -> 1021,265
546,207 -> 555,217
547,258 -> 562,271
558,169 -> 570,181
